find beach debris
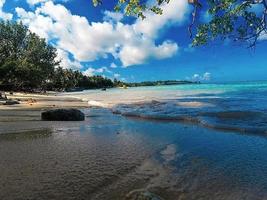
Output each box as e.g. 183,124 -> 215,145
4,99 -> 20,105
125,189 -> 164,200
41,109 -> 85,121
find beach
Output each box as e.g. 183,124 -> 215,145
1,82 -> 267,200
0,92 -> 88,134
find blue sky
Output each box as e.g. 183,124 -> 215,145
1,0 -> 267,83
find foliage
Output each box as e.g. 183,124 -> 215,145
193,0 -> 267,47
0,21 -> 115,92
93,0 -> 170,19
49,67 -> 114,91
0,21 -> 59,91
92,0 -> 267,47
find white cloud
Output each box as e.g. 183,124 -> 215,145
26,0 -> 69,6
259,32 -> 267,40
26,0 -> 47,5
56,48 -> 82,69
16,0 -> 189,68
83,66 -> 112,76
110,62 -> 118,68
203,72 -> 211,81
95,67 -> 112,74
114,73 -> 120,78
0,0 -> 13,20
134,0 -> 189,38
83,67 -> 95,76
103,10 -> 123,22
119,40 -> 178,66
190,72 -> 211,81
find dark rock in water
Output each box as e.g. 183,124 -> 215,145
125,190 -> 164,200
4,100 -> 20,105
41,109 -> 85,121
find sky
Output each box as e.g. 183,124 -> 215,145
0,0 -> 267,83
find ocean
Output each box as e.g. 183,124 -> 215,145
66,81 -> 267,135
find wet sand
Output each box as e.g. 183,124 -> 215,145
0,92 -> 88,134
1,109 -> 267,200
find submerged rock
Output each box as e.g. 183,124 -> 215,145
41,109 -> 85,121
125,190 -> 164,200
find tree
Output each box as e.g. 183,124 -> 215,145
0,21 -> 116,92
92,0 -> 267,47
0,21 -> 59,91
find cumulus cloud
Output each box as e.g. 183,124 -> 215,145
114,73 -> 120,78
26,0 -> 69,6
110,62 -> 118,68
103,10 -> 123,22
56,49 -> 82,69
83,67 -> 96,76
26,0 -> 47,5
16,0 -> 189,68
119,40 -> 178,66
189,72 -> 211,81
0,0 -> 13,20
83,66 -> 112,76
203,72 -> 211,81
134,0 -> 188,38
259,32 -> 267,40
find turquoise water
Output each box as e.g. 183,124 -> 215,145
60,81 -> 267,134
76,81 -> 267,134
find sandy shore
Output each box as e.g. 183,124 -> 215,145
0,92 -> 89,134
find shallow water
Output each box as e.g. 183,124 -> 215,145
1,108 -> 267,199
63,81 -> 267,134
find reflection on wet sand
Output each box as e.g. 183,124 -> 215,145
1,109 -> 267,200
0,129 -> 52,141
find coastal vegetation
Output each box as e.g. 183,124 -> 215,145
0,21 -> 114,92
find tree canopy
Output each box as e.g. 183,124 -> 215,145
0,21 -> 115,92
92,0 -> 267,47
0,21 -> 58,91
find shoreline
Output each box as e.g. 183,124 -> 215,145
0,92 -> 89,134
1,88 -> 267,137
1,92 -> 88,110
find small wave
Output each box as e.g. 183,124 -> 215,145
88,100 -> 109,108
111,100 -> 267,135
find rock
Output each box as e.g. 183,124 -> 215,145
4,100 -> 20,105
41,109 -> 85,121
125,190 -> 164,200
